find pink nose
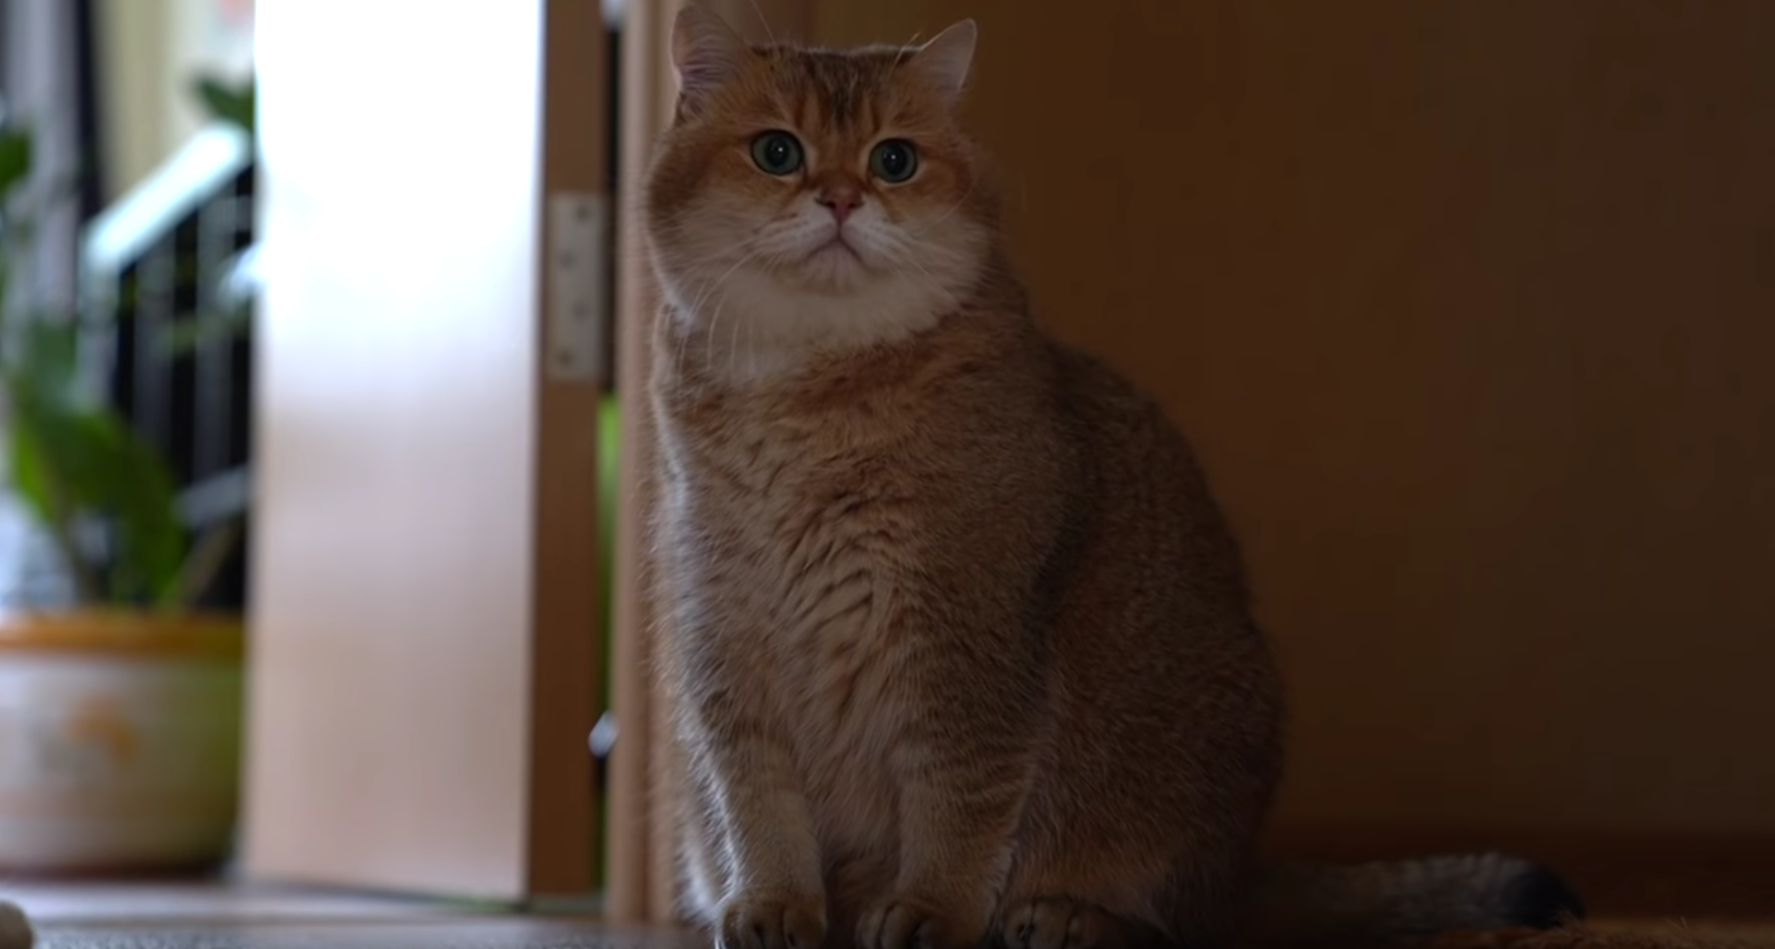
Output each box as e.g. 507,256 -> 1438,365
818,185 -> 862,224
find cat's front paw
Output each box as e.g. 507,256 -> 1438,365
858,895 -> 990,949
717,891 -> 828,949
1000,897 -> 1151,949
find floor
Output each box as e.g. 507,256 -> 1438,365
8,882 -> 1772,949
8,881 -> 701,949
35,921 -> 699,949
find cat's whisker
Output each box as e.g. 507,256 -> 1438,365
884,241 -> 942,288
689,243 -> 771,318
744,0 -> 776,45
727,299 -> 745,378
675,306 -> 694,374
892,33 -> 926,69
909,175 -> 978,238
676,242 -> 772,373
702,292 -> 728,367
745,311 -> 759,380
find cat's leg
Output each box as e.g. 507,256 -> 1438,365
998,846 -> 1244,949
854,633 -> 1040,949
993,727 -> 1265,949
682,702 -> 827,949
1000,897 -> 1167,949
856,737 -> 1027,949
676,757 -> 734,925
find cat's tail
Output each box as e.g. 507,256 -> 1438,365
1238,852 -> 1585,948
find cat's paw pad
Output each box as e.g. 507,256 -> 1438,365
858,896 -> 983,949
1001,898 -> 1133,949
717,892 -> 827,949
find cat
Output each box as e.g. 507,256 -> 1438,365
642,7 -> 1584,949
0,900 -> 31,949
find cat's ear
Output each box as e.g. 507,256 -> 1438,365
672,4 -> 748,112
908,19 -> 978,105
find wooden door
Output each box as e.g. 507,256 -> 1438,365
242,0 -> 608,900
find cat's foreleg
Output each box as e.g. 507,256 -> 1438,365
856,631 -> 1039,949
684,698 -> 827,949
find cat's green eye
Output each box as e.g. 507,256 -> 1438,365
750,131 -> 804,176
869,139 -> 919,183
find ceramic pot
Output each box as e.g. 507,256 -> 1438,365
0,610 -> 243,873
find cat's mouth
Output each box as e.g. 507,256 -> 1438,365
807,231 -> 865,264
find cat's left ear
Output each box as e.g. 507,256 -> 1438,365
672,4 -> 748,114
908,19 -> 978,106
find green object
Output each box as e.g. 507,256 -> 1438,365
192,76 -> 256,137
0,128 -> 30,195
597,394 -> 621,652
0,120 -> 212,610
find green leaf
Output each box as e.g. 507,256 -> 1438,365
17,318 -> 82,408
6,408 -> 55,530
4,361 -> 187,605
193,76 -> 255,136
4,376 -> 106,600
0,127 -> 31,198
105,418 -> 186,605
0,117 -> 188,606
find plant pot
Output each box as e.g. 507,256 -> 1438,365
0,609 -> 243,874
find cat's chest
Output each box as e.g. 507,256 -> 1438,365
662,406 -> 915,644
656,351 -> 929,550
664,410 -> 911,818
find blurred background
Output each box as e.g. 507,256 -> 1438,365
0,0 -> 258,895
0,0 -> 1769,937
1,0 -> 254,610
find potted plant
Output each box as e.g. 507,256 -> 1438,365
0,115 -> 245,874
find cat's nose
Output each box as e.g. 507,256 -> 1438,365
817,185 -> 863,225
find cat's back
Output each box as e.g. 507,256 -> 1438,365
1035,332 -> 1278,765
1047,338 -> 1252,607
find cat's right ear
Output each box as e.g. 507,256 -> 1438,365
672,4 -> 748,116
908,19 -> 978,106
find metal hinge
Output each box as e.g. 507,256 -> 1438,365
545,192 -> 610,386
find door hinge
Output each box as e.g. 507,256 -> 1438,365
545,192 -> 610,386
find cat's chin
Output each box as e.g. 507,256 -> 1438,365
785,243 -> 874,295
664,263 -> 955,380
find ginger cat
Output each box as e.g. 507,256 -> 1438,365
643,8 -> 1582,949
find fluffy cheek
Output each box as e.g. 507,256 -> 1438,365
655,185 -> 788,282
864,193 -> 991,287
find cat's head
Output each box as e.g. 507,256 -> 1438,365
645,6 -> 995,369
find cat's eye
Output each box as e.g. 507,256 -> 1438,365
869,139 -> 919,183
750,131 -> 804,176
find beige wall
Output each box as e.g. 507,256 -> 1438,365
813,1 -> 1775,837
